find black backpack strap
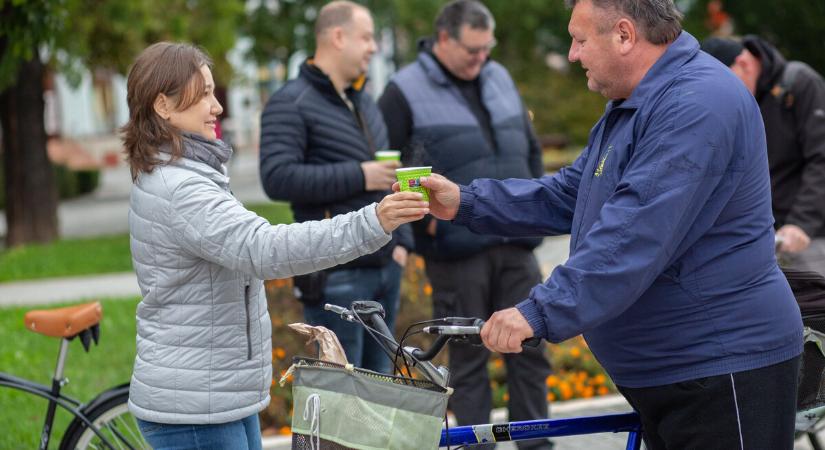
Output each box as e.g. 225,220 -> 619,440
772,62 -> 804,109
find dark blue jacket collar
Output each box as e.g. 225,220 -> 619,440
613,31 -> 700,110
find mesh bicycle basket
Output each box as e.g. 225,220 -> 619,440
785,268 -> 825,431
288,357 -> 450,450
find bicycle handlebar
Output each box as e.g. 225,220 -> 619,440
324,301 -> 542,387
422,321 -> 542,348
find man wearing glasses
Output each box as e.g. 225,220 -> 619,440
378,2 -> 552,448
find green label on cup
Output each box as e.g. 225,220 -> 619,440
396,166 -> 431,201
375,150 -> 401,162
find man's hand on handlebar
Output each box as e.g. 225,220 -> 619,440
481,307 -> 535,353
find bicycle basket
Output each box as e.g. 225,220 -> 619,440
288,357 -> 450,450
797,327 -> 825,431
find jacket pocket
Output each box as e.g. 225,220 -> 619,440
244,284 -> 252,360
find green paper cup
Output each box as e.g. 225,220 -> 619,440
375,150 -> 401,162
396,166 -> 431,201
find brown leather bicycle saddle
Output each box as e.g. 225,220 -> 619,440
24,301 -> 102,338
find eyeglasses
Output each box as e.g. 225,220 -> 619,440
453,37 -> 497,56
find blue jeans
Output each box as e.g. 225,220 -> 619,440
302,263 -> 402,373
136,414 -> 262,450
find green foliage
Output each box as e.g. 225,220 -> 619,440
517,68 -> 605,147
0,0 -> 245,92
682,0 -> 825,75
721,1 -> 825,75
0,202 -> 293,282
0,0 -> 75,90
0,297 -> 140,449
243,0 -> 328,67
52,165 -> 100,203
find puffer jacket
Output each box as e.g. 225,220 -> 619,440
127,154 -> 391,424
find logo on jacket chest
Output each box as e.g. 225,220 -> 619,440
594,145 -> 613,177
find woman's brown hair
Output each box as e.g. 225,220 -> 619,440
121,42 -> 213,180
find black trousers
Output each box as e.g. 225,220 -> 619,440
618,356 -> 800,450
426,245 -> 553,450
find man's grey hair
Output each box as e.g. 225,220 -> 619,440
434,0 -> 495,40
565,0 -> 683,45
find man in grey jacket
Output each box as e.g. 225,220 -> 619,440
378,2 -> 551,448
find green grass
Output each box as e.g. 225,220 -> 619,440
0,297 -> 140,449
0,202 -> 293,283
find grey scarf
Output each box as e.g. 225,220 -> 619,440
158,132 -> 233,172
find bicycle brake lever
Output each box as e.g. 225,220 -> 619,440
323,303 -> 356,322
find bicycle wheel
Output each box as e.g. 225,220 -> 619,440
59,384 -> 150,450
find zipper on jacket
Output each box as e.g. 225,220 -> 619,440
244,284 -> 252,360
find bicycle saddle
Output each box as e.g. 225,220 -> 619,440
24,301 -> 102,340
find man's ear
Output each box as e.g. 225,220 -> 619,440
330,26 -> 345,50
436,29 -> 451,46
615,18 -> 636,55
154,94 -> 171,120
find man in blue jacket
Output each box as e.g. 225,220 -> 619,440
416,0 -> 803,448
378,1 -> 552,445
259,1 -> 412,373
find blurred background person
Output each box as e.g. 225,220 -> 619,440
258,1 -> 413,374
378,1 -> 552,448
703,35 -> 825,276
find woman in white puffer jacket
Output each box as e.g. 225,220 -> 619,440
122,42 -> 428,449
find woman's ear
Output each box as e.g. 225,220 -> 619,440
153,94 -> 171,120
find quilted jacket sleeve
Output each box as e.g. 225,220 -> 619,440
168,176 -> 391,280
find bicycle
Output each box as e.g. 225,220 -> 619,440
0,301 -> 148,450
320,300 -> 644,449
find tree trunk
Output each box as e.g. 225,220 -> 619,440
0,50 -> 59,247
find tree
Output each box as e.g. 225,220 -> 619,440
0,0 -> 243,247
0,0 -> 71,247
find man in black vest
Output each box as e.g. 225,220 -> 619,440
702,36 -> 825,277
259,0 -> 413,373
379,2 -> 552,447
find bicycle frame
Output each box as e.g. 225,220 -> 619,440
0,338 -> 119,450
439,412 -> 643,449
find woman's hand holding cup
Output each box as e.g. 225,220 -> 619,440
376,192 -> 429,233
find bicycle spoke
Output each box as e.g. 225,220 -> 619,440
100,421 -> 128,450
113,415 -> 145,447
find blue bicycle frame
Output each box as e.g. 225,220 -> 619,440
440,412 -> 643,448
